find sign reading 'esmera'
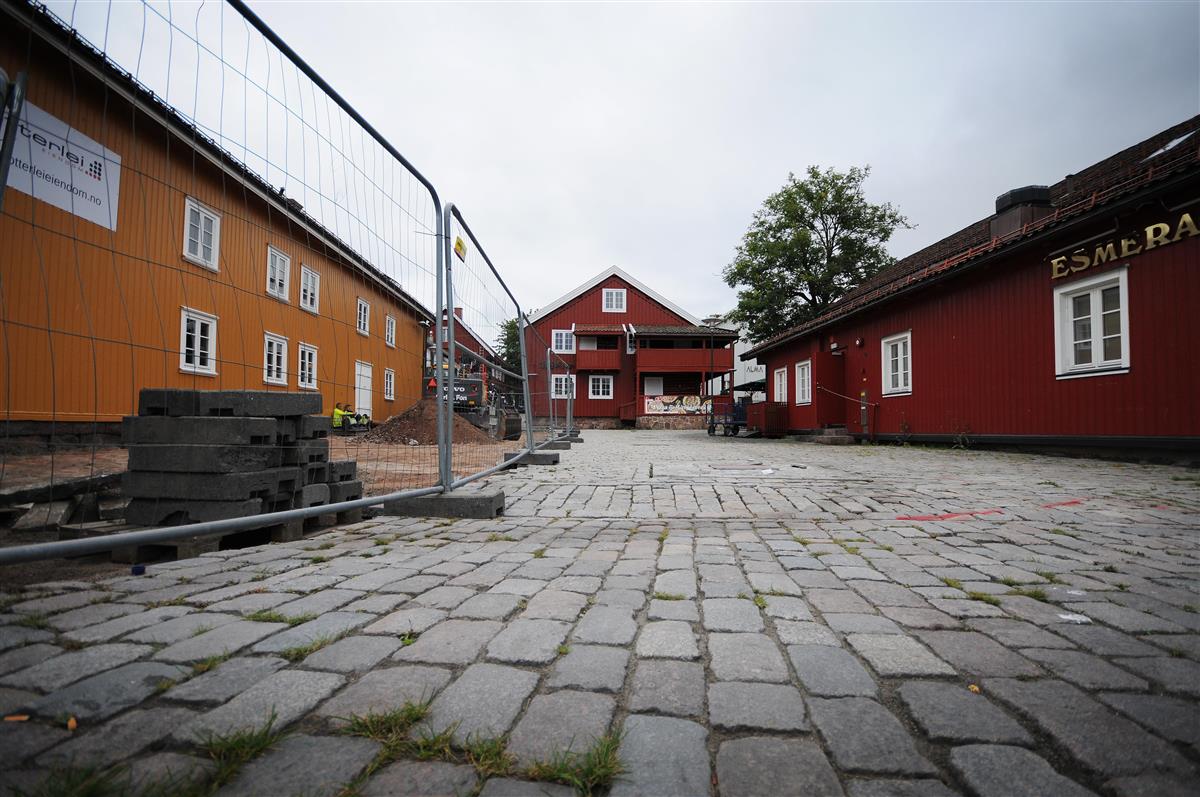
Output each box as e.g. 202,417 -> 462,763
1050,210 -> 1198,279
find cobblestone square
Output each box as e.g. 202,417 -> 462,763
1,430 -> 1197,795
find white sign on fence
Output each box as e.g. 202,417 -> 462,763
3,101 -> 122,231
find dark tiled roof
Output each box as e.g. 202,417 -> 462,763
636,325 -> 739,337
574,324 -> 626,334
746,115 -> 1200,358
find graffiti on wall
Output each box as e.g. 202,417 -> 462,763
644,395 -> 712,415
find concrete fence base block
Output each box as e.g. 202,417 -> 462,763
267,518 -> 306,543
380,489 -> 505,520
503,452 -> 560,466
542,441 -> 571,450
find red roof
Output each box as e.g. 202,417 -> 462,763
746,115 -> 1200,358
573,324 -> 626,334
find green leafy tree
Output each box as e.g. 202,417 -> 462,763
495,318 -> 522,372
724,166 -> 911,343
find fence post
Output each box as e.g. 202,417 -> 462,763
546,347 -> 555,436
0,69 -> 28,212
440,205 -> 458,491
566,390 -> 574,436
518,316 -> 537,454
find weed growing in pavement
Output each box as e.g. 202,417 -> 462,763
11,765 -> 129,797
57,637 -> 86,651
193,652 -> 232,675
1169,648 -> 1186,658
652,592 -> 685,601
245,610 -> 316,627
1103,564 -> 1119,573
1184,604 -> 1198,613
1116,583 -> 1130,591
940,578 -> 963,590
966,591 -> 1001,607
399,633 -> 419,647
16,613 -> 50,630
342,702 -> 430,744
309,556 -> 329,564
197,712 -> 283,788
793,537 -> 813,545
1039,480 -> 1061,488
532,549 -> 547,559
1006,587 -> 1049,603
486,533 -> 515,543
1036,571 -> 1064,584
556,644 -> 571,655
280,635 -> 337,663
657,530 -> 669,544
752,595 -> 767,610
524,731 -> 625,796
879,545 -> 895,552
1049,528 -> 1079,538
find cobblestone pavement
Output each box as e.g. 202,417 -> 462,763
1,430 -> 1198,796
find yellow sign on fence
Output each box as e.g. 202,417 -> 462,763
453,236 -> 467,261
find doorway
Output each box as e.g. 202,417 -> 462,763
355,361 -> 373,418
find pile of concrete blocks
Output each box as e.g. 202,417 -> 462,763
122,390 -> 364,532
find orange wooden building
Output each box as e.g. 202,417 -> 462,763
0,5 -> 431,437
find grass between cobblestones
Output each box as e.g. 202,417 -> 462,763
966,591 -> 1001,606
280,634 -> 338,662
197,712 -> 283,792
339,703 -> 623,797
243,609 -> 318,626
1006,586 -> 1050,602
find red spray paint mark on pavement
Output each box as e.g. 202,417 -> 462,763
1041,499 -> 1084,509
896,509 -> 1003,521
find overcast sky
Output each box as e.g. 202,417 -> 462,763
244,1 -> 1197,319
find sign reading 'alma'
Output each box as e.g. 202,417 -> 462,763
1050,210 -> 1198,279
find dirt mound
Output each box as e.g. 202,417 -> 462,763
362,399 -> 495,445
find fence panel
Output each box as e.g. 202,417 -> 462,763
439,204 -> 533,489
0,0 -> 484,564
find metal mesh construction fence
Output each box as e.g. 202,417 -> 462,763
0,0 -> 566,565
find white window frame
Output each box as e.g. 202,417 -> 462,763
551,373 -> 576,399
1053,267 -> 1130,379
385,315 -> 397,348
881,331 -> 912,396
589,374 -> 614,400
297,343 -> 318,391
263,333 -> 288,386
773,367 -> 787,403
357,298 -> 370,336
795,360 -> 812,405
179,307 -> 218,376
602,288 -> 627,313
299,266 -> 320,314
384,368 -> 396,401
266,246 -> 291,301
552,329 -> 575,354
182,197 -> 220,271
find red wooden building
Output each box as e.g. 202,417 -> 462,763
525,267 -> 737,427
743,116 -> 1200,450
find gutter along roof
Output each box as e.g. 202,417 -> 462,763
743,115 -> 1200,360
8,1 -> 434,324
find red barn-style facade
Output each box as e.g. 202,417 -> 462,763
526,268 -> 737,428
744,117 -> 1200,450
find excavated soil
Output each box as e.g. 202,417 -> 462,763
362,399 -> 494,445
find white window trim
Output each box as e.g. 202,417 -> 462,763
182,197 -> 220,271
602,288 -> 627,313
266,245 -> 291,301
551,328 -> 575,354
263,332 -> 288,386
773,367 -> 787,404
589,374 -> 614,400
384,368 -> 396,401
881,330 -> 912,397
357,298 -> 370,336
552,373 -> 576,400
1053,267 -> 1131,380
299,266 -> 320,314
179,307 -> 218,376
297,342 -> 318,390
385,315 -> 397,348
795,360 -> 812,406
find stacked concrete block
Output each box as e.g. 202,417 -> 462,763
122,390 -> 364,530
